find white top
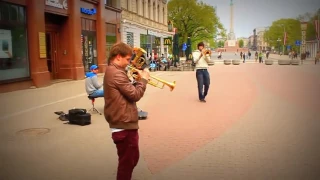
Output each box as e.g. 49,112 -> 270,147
110,128 -> 124,133
192,50 -> 210,69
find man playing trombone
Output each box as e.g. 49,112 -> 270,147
192,42 -> 211,103
103,42 -> 150,180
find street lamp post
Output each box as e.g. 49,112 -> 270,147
283,26 -> 286,55
277,38 -> 281,54
279,24 -> 286,55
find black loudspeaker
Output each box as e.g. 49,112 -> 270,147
68,108 -> 91,126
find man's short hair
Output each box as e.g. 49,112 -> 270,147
197,42 -> 204,49
108,42 -> 133,63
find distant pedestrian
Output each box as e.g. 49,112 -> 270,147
315,50 -> 320,65
259,51 -> 263,63
243,52 -> 246,63
255,51 -> 258,62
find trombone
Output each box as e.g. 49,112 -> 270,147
127,65 -> 176,92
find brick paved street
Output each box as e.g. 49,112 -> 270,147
0,62 -> 320,180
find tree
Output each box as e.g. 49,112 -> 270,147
238,39 -> 244,48
296,9 -> 319,40
168,0 -> 226,50
216,40 -> 225,48
264,9 -> 320,49
264,18 -> 301,50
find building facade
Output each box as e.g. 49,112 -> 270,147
247,35 -> 254,49
0,0 -> 121,93
237,37 -> 249,48
120,0 -> 173,58
252,27 -> 269,52
305,40 -> 319,58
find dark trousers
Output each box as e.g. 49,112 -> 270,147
196,69 -> 210,100
112,130 -> 139,180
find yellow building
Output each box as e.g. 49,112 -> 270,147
120,0 -> 173,56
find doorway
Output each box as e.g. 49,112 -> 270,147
45,12 -> 66,79
45,31 -> 58,79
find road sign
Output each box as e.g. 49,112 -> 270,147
182,43 -> 187,51
295,40 -> 301,46
287,45 -> 291,50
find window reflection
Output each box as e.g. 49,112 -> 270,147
81,18 -> 97,72
0,2 -> 29,82
106,23 -> 116,62
105,0 -> 120,9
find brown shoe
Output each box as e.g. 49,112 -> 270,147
200,99 -> 206,103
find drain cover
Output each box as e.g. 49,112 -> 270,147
16,128 -> 50,136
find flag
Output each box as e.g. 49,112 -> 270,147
283,32 -> 287,45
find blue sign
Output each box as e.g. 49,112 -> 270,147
287,45 -> 291,50
295,40 -> 301,46
182,43 -> 187,51
80,8 -> 97,15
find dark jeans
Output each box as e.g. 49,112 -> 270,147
112,130 -> 139,180
196,69 -> 210,100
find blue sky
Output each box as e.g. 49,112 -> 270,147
200,0 -> 320,38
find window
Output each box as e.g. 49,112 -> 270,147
127,0 -> 129,10
140,34 -> 149,59
153,2 -> 156,21
81,18 -> 96,31
163,7 -> 165,24
157,5 -> 159,22
136,0 -> 138,14
0,2 -> 29,82
106,23 -> 117,62
127,32 -> 134,47
105,0 -> 120,9
81,18 -> 97,72
148,0 -> 151,19
143,1 -> 145,17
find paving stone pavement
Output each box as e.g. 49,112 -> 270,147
0,63 -> 319,180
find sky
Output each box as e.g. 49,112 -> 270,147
201,0 -> 320,38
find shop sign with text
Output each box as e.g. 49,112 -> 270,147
45,0 -> 68,9
163,37 -> 172,45
80,8 -> 97,15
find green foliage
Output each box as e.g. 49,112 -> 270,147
238,39 -> 244,48
264,18 -> 301,48
264,8 -> 320,48
296,8 -> 319,40
168,0 -> 226,50
216,40 -> 224,48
